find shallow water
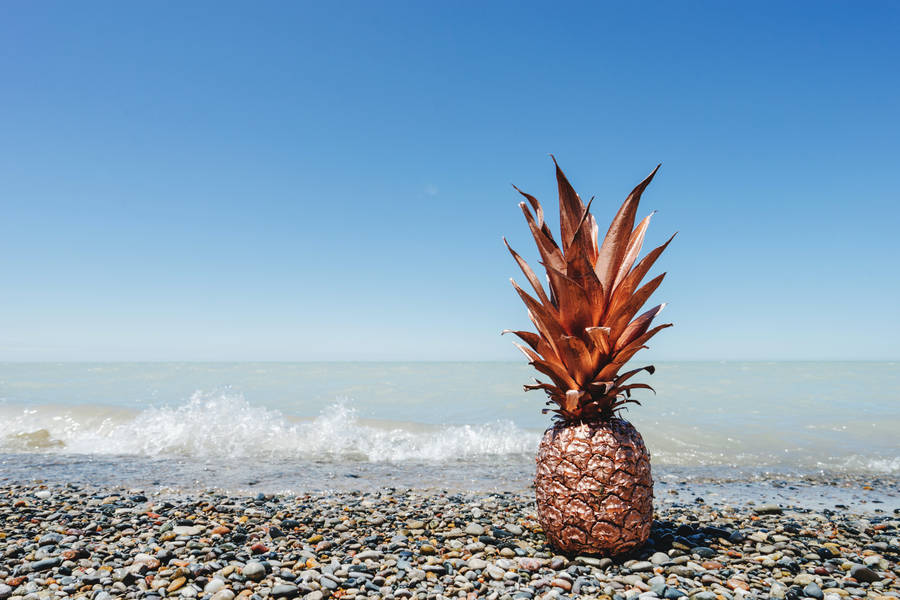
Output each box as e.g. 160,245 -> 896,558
1,362 -> 897,492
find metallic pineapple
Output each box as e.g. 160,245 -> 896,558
505,158 -> 673,555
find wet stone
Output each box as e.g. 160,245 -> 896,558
241,561 -> 266,581
464,523 -> 485,536
804,583 -> 824,600
849,565 -> 881,583
271,584 -> 299,598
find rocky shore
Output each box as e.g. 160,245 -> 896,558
1,483 -> 897,600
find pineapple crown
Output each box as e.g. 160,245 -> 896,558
504,157 -> 674,422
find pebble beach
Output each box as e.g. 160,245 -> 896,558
2,480 -> 898,600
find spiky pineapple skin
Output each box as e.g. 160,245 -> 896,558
535,418 -> 653,555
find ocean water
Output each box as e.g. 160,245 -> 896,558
0,362 -> 898,494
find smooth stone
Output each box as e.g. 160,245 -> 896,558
630,561 -> 654,572
849,565 -> 880,583
210,591 -> 235,600
406,520 -> 426,530
665,589 -> 686,599
468,558 -> 488,570
173,525 -> 203,536
320,578 -> 338,591
754,504 -> 784,515
465,523 -> 485,536
518,557 -> 544,571
271,585 -> 299,599
167,577 -> 186,592
804,583 -> 824,600
29,558 -> 61,572
242,561 -> 266,582
650,552 -> 672,565
204,580 -> 225,594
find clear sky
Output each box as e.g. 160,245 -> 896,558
1,2 -> 898,361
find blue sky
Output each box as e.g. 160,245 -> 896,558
1,2 -> 898,361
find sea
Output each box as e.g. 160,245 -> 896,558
1,361 -> 898,508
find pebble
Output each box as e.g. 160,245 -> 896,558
241,561 -> 266,581
0,481 -> 896,600
271,584 -> 299,598
465,523 -> 485,535
804,582 -> 825,600
172,524 -> 204,536
849,564 -> 881,583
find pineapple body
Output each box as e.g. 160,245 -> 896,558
535,418 -> 653,555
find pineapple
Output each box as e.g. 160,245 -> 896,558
504,158 -> 674,555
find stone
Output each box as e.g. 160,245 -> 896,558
849,565 -> 880,583
29,558 -> 61,572
211,591 -> 235,600
242,561 -> 266,581
465,523 -> 485,535
167,577 -> 186,592
271,585 -> 299,599
172,525 -> 203,536
420,544 -> 436,555
754,504 -> 784,515
804,583 -> 824,600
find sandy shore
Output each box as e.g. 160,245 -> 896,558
1,482 -> 898,600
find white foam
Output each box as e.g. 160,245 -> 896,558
1,391 -> 897,475
0,391 -> 541,462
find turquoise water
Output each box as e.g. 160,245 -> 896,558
0,362 -> 897,490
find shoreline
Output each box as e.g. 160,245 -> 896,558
1,482 -> 898,600
2,453 -> 898,514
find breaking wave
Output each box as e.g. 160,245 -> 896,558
1,390 -> 897,475
0,391 -> 540,462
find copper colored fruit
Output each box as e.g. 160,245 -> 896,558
505,158 -> 672,556
535,418 -> 653,555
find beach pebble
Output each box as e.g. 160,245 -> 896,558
271,584 -> 300,598
849,565 -> 881,582
0,481 -> 896,600
804,583 -> 824,600
465,523 -> 485,535
242,561 -> 266,581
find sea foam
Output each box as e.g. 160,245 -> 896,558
0,391 -> 540,462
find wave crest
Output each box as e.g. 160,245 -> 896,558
0,391 -> 540,462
